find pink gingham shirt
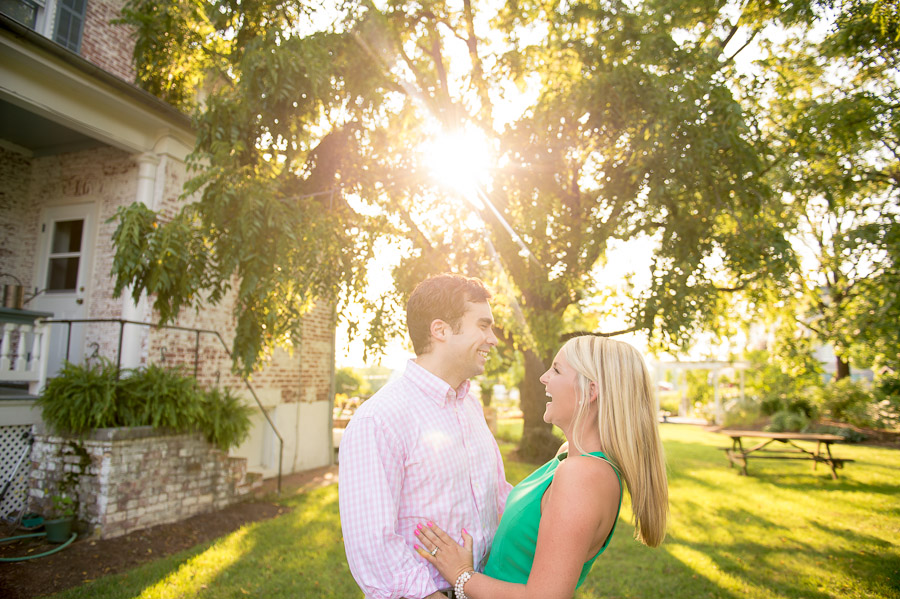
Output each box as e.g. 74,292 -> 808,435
339,359 -> 512,599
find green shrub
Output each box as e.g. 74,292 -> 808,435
39,359 -> 120,432
722,350 -> 822,429
743,348 -> 823,416
722,396 -> 764,428
199,387 -> 254,451
875,371 -> 900,398
806,424 -> 868,443
759,395 -> 784,416
38,360 -> 252,451
765,409 -> 810,432
657,390 -> 681,414
813,378 -> 874,427
334,367 -> 370,398
117,363 -> 206,429
685,369 -> 714,406
872,373 -> 900,430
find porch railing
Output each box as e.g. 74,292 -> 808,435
24,317 -> 283,494
0,307 -> 52,395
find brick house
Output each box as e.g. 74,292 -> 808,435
0,1 -> 336,522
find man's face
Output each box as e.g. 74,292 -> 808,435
443,301 -> 498,381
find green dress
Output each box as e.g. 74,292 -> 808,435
482,451 -> 622,588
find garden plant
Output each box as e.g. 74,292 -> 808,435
37,360 -> 253,451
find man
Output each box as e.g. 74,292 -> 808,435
339,274 -> 513,599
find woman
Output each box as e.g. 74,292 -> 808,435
414,335 -> 668,599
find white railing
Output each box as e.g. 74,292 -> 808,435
0,308 -> 52,395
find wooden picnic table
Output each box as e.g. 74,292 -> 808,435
717,429 -> 853,479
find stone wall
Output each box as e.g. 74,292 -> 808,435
30,423 -> 257,539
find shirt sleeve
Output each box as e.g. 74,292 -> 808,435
339,415 -> 441,599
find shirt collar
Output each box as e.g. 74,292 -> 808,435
403,359 -> 471,407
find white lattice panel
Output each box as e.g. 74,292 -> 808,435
0,425 -> 32,521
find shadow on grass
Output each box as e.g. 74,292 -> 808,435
751,472 -> 900,497
662,518 -> 899,599
580,519 -> 741,599
660,438 -> 900,599
50,485 -> 361,599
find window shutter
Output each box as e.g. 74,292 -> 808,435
53,0 -> 86,53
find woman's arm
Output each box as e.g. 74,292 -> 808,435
417,456 -> 620,599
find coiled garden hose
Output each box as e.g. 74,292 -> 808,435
0,531 -> 78,561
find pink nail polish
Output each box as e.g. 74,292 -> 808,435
414,545 -> 420,550
414,529 -> 419,536
427,521 -> 434,527
462,528 -> 468,534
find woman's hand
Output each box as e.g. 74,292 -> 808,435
414,522 -> 474,586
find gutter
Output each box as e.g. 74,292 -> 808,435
0,12 -> 191,129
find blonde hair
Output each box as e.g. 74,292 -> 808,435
563,335 -> 668,548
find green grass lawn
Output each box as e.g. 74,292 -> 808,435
49,423 -> 900,599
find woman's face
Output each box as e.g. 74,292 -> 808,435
539,349 -> 579,430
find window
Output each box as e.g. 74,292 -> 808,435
0,0 -> 86,54
0,0 -> 40,28
46,219 -> 83,292
52,0 -> 85,52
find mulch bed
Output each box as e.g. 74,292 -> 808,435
0,500 -> 289,598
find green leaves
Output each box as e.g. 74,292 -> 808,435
758,0 -> 900,377
37,361 -> 253,451
111,0 -> 896,413
38,359 -> 120,433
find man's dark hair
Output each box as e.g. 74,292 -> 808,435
406,274 -> 492,356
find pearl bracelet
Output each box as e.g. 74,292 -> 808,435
454,570 -> 474,599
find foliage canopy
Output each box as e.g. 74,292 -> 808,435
113,0 -> 898,454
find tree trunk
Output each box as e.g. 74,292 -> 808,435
835,355 -> 851,380
516,349 -> 559,463
479,380 -> 493,407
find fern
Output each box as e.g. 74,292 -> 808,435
38,361 -> 252,450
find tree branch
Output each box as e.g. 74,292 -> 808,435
725,29 -> 762,65
462,0 -> 493,126
561,326 -> 640,341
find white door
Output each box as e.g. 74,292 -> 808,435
29,203 -> 96,378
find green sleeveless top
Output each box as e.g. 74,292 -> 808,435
482,451 -> 622,588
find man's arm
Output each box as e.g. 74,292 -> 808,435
339,416 -> 444,599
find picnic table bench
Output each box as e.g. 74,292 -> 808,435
717,429 -> 853,479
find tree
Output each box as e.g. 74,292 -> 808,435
334,366 -> 369,398
113,0 -> 797,459
760,0 -> 900,378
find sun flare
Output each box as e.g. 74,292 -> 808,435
422,127 -> 493,200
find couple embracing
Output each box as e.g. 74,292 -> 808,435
339,274 -> 668,599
